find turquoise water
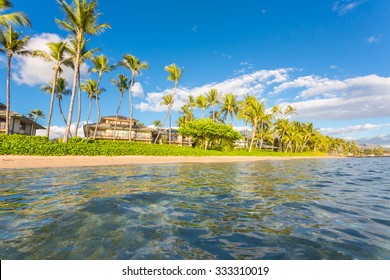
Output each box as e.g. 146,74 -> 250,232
0,158 -> 389,260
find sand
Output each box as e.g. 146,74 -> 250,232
0,155 -> 341,169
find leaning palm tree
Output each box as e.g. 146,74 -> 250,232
196,94 -> 208,118
161,93 -> 174,144
152,120 -> 162,129
119,54 -> 149,141
56,0 -> 111,142
33,41 -> 72,138
220,92 -> 238,125
205,88 -> 220,122
40,77 -> 71,128
28,109 -> 45,135
110,74 -> 129,140
66,38 -> 99,136
0,0 -> 31,27
0,25 -> 29,135
80,79 -> 97,139
154,63 -> 184,144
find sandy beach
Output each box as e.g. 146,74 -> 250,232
0,155 -> 341,169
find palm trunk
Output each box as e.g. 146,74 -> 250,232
74,71 -> 81,137
113,93 -> 123,141
64,35 -> 82,142
5,54 -> 11,135
46,68 -> 59,139
93,95 -> 100,140
86,97 -> 92,139
169,111 -> 172,145
249,122 -> 257,152
201,108 -> 205,119
128,76 -> 135,142
58,98 -> 67,126
212,105 -> 215,122
259,120 -> 264,150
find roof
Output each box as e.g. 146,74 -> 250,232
101,116 -> 139,122
0,107 -> 45,130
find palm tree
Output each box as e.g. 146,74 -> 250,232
0,25 -> 29,135
152,120 -> 162,129
220,93 -> 238,125
40,77 -> 71,128
275,118 -> 290,152
0,0 -> 31,27
160,93 -> 174,144
205,88 -> 220,122
154,63 -> 184,144
110,74 -> 129,140
238,95 -> 256,148
284,105 -> 298,118
196,94 -> 207,118
56,0 -> 111,142
66,38 -> 99,136
119,54 -> 149,141
238,98 -> 265,152
80,79 -> 103,139
28,109 -> 45,135
33,41 -> 72,138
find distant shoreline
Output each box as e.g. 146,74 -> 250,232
0,155 -> 344,170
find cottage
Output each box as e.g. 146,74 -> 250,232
0,103 -> 45,135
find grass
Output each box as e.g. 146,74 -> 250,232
0,135 -> 327,157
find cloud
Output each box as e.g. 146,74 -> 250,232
332,1 -> 364,15
330,65 -> 338,70
367,36 -> 381,44
132,82 -> 144,97
192,25 -> 197,33
277,74 -> 390,120
320,123 -> 390,136
36,121 -> 86,139
356,134 -> 390,148
137,69 -> 292,112
12,33 -> 89,87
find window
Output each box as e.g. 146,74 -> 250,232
20,122 -> 26,131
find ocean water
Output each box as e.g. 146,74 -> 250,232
0,157 -> 389,260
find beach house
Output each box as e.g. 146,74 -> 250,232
0,103 -> 45,135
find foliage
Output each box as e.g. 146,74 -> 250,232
0,135 -> 327,157
179,118 -> 242,150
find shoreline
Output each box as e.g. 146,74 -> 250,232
0,155 -> 343,170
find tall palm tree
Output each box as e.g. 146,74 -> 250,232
196,94 -> 207,118
80,79 -> 104,139
0,25 -> 29,135
110,74 -> 129,140
41,77 -> 71,128
66,38 -> 98,136
28,109 -> 45,135
119,54 -> 149,141
205,88 -> 220,122
152,120 -> 162,129
0,0 -> 31,27
284,105 -> 298,118
220,93 -> 238,125
33,41 -> 72,138
154,63 -> 184,144
160,93 -> 174,144
56,0 -> 111,142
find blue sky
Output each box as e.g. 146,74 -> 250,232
1,0 -> 390,146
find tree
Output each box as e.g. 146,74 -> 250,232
56,0 -> 111,142
33,41 -> 72,138
284,105 -> 298,118
119,54 -> 149,141
205,88 -> 220,122
238,98 -> 265,152
179,118 -> 242,150
160,93 -> 173,144
0,25 -> 29,135
80,79 -> 103,139
152,120 -> 162,129
154,63 -> 184,144
196,94 -> 208,119
40,77 -> 71,128
110,74 -> 129,140
220,93 -> 238,125
28,109 -> 45,135
0,0 -> 31,27
66,38 -> 98,136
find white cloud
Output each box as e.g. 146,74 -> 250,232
36,121 -> 86,139
132,82 -> 144,97
137,69 -> 292,112
356,134 -> 390,148
332,1 -> 364,15
12,33 -> 89,87
320,123 -> 390,136
367,36 -> 381,44
330,65 -> 338,69
277,74 -> 390,120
